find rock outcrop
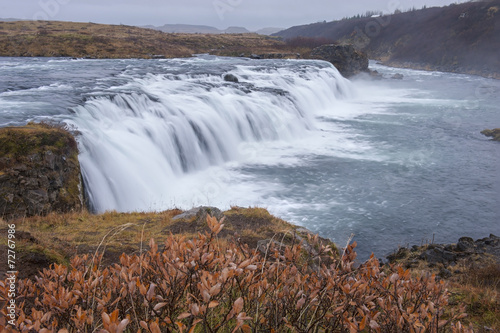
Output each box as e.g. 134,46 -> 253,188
481,128 -> 500,141
0,123 -> 83,219
310,44 -> 369,77
387,234 -> 500,269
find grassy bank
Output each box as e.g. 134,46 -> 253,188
1,207 -> 499,331
0,20 -> 307,59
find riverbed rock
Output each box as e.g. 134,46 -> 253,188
480,128 -> 500,141
223,73 -> 239,83
0,123 -> 83,219
310,44 -> 369,77
388,234 -> 500,268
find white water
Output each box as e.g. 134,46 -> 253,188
63,61 -> 353,212
2,56 -> 499,259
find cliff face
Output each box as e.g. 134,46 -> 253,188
275,1 -> 500,78
0,123 -> 83,219
310,44 -> 368,77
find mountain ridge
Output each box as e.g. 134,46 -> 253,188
274,1 -> 500,78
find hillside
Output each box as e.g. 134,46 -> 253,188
0,20 -> 289,59
141,23 -> 251,34
275,1 -> 500,78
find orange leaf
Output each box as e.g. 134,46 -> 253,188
359,316 -> 366,330
233,297 -> 244,313
116,319 -> 130,333
140,321 -> 149,330
102,312 -> 110,326
177,312 -> 192,320
241,324 -> 252,333
209,301 -> 219,308
154,302 -> 168,311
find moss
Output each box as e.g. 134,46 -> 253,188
0,122 -> 77,162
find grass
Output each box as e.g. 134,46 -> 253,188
0,206 -> 323,272
0,20 -> 306,59
0,122 -> 77,162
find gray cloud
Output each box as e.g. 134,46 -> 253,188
1,0 -> 468,31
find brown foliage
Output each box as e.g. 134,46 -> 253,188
1,216 -> 472,332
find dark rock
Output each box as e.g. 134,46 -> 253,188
250,54 -> 261,59
387,247 -> 410,261
420,247 -> 457,264
172,206 -> 224,222
310,44 -> 369,77
456,237 -> 475,252
480,128 -> 500,141
439,268 -> 452,279
0,124 -> 83,219
391,73 -> 404,80
223,73 -> 239,83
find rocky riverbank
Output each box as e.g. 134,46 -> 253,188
0,122 -> 83,219
481,128 -> 500,141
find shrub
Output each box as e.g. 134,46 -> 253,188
1,216 -> 471,332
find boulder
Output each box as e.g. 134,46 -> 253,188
172,206 -> 224,222
480,128 -> 500,141
0,123 -> 83,219
310,44 -> 369,77
223,73 -> 239,83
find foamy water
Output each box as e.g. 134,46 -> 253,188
1,56 -> 499,260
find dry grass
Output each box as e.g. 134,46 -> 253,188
0,20 -> 299,59
0,206 -> 314,272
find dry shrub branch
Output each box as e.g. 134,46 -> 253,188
1,216 -> 472,332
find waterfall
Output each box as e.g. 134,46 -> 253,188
65,60 -> 353,212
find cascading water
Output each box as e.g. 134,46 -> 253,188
2,56 -> 498,259
64,59 -> 353,212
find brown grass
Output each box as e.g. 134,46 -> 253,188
0,20 -> 301,59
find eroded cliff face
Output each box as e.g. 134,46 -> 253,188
0,123 -> 83,219
310,44 -> 369,77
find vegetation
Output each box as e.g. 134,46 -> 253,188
0,20 -> 301,59
0,122 -> 77,163
275,0 -> 500,78
1,215 -> 474,332
0,122 -> 82,218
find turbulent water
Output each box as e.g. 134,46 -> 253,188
1,55 -> 499,260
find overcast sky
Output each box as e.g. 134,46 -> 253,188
1,0 -> 467,31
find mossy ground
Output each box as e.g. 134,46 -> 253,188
0,122 -> 77,163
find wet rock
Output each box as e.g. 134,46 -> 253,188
391,73 -> 404,79
310,44 -> 369,77
419,247 -> 457,264
480,128 -> 500,141
223,73 -> 239,83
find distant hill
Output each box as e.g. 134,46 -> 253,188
143,24 -> 250,34
143,24 -> 282,35
274,1 -> 500,78
0,18 -> 24,22
255,27 -> 284,35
